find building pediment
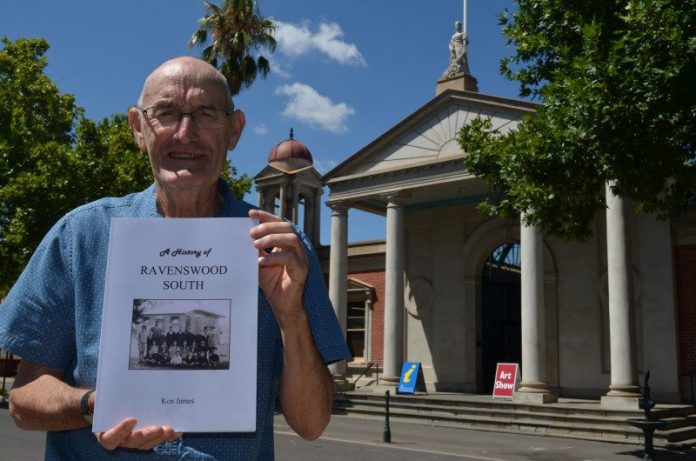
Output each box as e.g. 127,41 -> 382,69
323,90 -> 537,213
324,90 -> 537,184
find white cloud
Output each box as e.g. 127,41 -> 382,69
274,20 -> 313,56
274,20 -> 366,67
275,82 -> 355,134
268,56 -> 292,78
253,124 -> 269,135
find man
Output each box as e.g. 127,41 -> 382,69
0,56 -> 350,460
137,325 -> 148,363
148,320 -> 164,359
172,324 -> 183,351
182,325 -> 195,355
165,325 -> 175,352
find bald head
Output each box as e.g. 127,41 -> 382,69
138,57 -> 233,111
127,55 -> 246,206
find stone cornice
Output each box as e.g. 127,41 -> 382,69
326,159 -> 474,203
326,155 -> 466,186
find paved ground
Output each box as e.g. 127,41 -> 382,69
275,415 -> 695,461
0,400 -> 44,461
2,404 -> 694,460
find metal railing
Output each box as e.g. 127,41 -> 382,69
351,361 -> 379,388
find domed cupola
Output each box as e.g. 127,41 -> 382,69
267,128 -> 313,174
254,129 -> 323,247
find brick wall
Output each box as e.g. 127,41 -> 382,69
348,270 -> 385,365
675,244 -> 696,375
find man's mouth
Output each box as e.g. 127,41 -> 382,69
169,152 -> 204,160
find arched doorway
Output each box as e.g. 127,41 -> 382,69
481,241 -> 521,393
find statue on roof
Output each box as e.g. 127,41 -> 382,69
442,21 -> 470,78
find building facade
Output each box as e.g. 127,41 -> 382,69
255,76 -> 696,408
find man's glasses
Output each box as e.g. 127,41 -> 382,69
140,106 -> 230,129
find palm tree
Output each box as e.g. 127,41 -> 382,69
189,0 -> 277,97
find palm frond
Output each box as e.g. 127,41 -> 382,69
188,29 -> 208,49
204,1 -> 223,15
189,0 -> 276,96
256,55 -> 270,77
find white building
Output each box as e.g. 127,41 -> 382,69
256,44 -> 696,410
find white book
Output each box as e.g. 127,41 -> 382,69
93,218 -> 258,433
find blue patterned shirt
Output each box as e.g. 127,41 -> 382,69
0,181 -> 350,460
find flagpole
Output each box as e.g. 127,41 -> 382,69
463,0 -> 468,36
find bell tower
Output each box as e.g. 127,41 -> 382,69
254,129 -> 323,247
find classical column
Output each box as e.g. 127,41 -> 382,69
383,195 -> 406,382
602,182 -> 640,408
364,296 -> 373,362
313,187 -> 323,247
263,189 -> 276,214
514,217 -> 557,403
279,182 -> 288,219
328,203 -> 350,389
290,179 -> 300,225
304,190 -> 314,244
256,186 -> 264,209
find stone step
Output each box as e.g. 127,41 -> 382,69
663,426 -> 696,444
338,392 -> 695,419
675,438 -> 696,449
334,403 -> 686,445
660,417 -> 696,432
336,394 -> 687,421
333,393 -> 696,448
335,400 -> 626,426
335,400 -> 653,432
333,406 -> 649,444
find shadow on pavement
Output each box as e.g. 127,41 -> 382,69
616,448 -> 695,460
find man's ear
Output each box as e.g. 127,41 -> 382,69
128,107 -> 147,151
227,110 -> 246,151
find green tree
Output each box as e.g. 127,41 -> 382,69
222,163 -> 253,199
0,37 -> 82,295
458,0 -> 696,240
73,115 -> 152,200
0,37 -> 253,296
189,0 -> 277,97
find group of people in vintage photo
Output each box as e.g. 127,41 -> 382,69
132,321 -> 225,370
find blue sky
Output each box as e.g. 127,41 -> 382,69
2,0 -> 521,244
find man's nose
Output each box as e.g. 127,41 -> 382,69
174,113 -> 197,142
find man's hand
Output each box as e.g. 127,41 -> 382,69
249,209 -> 308,322
10,361 -> 180,451
248,209 -> 332,440
95,418 -> 180,451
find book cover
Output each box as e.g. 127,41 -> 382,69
93,218 -> 258,432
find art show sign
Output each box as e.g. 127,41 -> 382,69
94,218 -> 258,432
492,363 -> 519,399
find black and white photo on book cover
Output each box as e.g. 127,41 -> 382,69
129,298 -> 231,371
93,218 -> 258,433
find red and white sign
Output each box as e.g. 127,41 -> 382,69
492,363 -> 519,399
